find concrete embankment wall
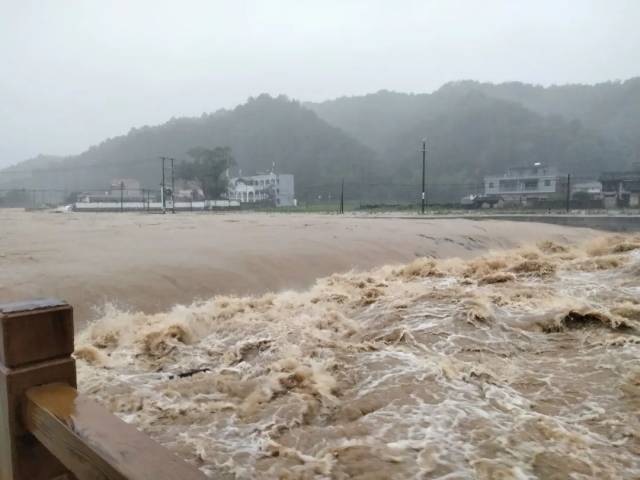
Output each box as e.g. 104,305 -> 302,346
460,215 -> 640,232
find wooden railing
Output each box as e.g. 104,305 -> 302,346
0,299 -> 208,480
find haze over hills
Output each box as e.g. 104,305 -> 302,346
0,95 -> 377,200
437,78 -> 640,156
306,79 -> 639,182
2,78 -> 639,203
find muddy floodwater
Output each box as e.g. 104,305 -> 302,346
76,235 -> 640,479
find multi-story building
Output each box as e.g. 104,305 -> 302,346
228,172 -> 295,207
484,164 -> 567,205
600,163 -> 640,208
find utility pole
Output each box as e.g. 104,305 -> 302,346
170,158 -> 176,214
160,157 -> 167,214
421,139 -> 426,214
120,181 -> 124,212
566,173 -> 571,212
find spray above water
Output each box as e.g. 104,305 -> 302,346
76,235 -> 640,479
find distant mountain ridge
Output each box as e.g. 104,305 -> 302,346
306,81 -> 638,189
3,78 -> 639,203
1,95 -> 377,197
307,78 -> 640,155
437,78 -> 640,157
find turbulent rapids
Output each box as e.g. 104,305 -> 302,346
76,235 -> 640,479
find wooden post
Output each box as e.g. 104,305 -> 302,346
1,299 -> 208,480
0,299 -> 76,480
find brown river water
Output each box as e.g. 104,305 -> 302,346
76,235 -> 640,479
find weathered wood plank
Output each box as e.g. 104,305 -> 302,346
23,383 -> 208,480
0,299 -> 74,368
0,298 -> 77,480
0,351 -> 77,479
0,299 -> 69,314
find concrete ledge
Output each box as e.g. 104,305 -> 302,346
389,214 -> 640,232
462,215 -> 640,232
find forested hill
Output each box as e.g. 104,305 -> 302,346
4,80 -> 639,202
307,79 -> 640,180
1,95 -> 376,193
437,78 -> 640,158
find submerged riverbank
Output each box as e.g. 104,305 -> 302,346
0,209 -> 596,324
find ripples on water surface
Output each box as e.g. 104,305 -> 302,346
76,236 -> 640,479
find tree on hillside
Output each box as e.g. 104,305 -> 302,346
177,146 -> 236,199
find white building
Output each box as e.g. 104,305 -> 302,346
109,178 -> 141,197
228,172 -> 295,207
484,164 -> 567,204
77,178 -> 144,203
571,181 -> 602,196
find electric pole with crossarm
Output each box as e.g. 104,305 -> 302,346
421,139 -> 427,214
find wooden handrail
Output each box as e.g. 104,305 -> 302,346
24,383 -> 207,480
0,299 -> 207,480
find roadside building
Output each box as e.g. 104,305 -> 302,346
77,178 -> 144,203
571,181 -> 602,196
228,172 -> 295,207
600,164 -> 640,208
72,177 -> 243,211
109,178 -> 141,197
484,164 -> 567,206
569,181 -> 603,208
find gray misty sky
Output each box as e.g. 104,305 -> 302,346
1,0 -> 639,167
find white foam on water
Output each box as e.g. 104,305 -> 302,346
76,236 -> 640,479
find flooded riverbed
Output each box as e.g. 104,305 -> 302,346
76,235 -> 640,479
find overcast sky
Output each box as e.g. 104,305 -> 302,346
1,0 -> 639,167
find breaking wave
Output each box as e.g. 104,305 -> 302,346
76,235 -> 640,479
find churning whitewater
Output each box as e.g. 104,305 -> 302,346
75,235 -> 640,479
